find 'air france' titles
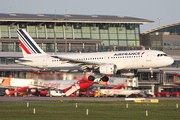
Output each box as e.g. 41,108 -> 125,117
114,52 -> 141,56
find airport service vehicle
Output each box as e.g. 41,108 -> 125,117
172,92 -> 180,97
79,90 -> 94,97
1,72 -> 95,97
155,91 -> 170,97
16,29 -> 174,81
99,77 -> 138,88
160,91 -> 170,97
154,92 -> 161,97
50,90 -> 65,97
39,89 -> 49,96
139,89 -> 154,97
95,89 -> 141,97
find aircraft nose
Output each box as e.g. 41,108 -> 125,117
166,57 -> 174,65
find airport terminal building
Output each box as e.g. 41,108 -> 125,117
140,23 -> 180,93
0,13 -> 180,94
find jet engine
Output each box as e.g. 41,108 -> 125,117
99,64 -> 117,75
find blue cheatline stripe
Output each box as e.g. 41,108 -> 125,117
19,29 -> 41,54
17,30 -> 36,54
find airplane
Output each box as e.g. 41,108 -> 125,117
16,29 -> 174,81
1,72 -> 95,96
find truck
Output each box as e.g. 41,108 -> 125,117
50,90 -> 65,97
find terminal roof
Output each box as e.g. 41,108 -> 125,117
0,13 -> 154,24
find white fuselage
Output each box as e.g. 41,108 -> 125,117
17,50 -> 174,71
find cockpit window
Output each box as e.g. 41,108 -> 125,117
157,54 -> 167,57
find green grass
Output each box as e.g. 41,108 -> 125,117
0,101 -> 180,120
40,99 -> 180,104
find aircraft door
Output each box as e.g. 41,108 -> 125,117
43,57 -> 48,68
146,52 -> 151,61
104,56 -> 110,62
104,56 -> 107,62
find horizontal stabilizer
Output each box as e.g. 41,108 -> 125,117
16,58 -> 32,62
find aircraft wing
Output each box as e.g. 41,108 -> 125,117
51,55 -> 105,69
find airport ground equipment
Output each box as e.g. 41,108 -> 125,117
96,89 -> 141,97
50,90 -> 65,97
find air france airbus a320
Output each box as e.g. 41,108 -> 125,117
16,29 -> 174,81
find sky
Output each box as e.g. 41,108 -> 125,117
0,0 -> 180,32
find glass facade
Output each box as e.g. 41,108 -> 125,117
0,23 -> 140,52
141,23 -> 180,52
148,24 -> 180,35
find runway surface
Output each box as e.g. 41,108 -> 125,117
0,96 -> 180,103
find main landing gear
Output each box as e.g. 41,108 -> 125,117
101,75 -> 109,82
88,75 -> 95,81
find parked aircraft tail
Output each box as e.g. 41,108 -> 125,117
17,29 -> 46,58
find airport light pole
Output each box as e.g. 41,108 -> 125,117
157,18 -> 162,26
65,10 -> 67,54
54,9 -> 57,54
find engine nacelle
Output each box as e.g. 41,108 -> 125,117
99,64 -> 117,75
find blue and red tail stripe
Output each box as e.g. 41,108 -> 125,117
19,40 -> 31,54
17,29 -> 42,54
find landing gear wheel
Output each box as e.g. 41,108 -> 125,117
88,75 -> 95,81
101,76 -> 109,82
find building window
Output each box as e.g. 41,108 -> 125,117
169,61 -> 178,68
47,27 -> 54,39
118,40 -> 127,46
1,25 -> 9,38
38,26 -> 45,39
2,42 -> 14,52
164,41 -> 172,50
165,74 -> 174,83
175,75 -> 180,84
16,43 -> 22,52
57,43 -> 66,52
0,57 -> 5,64
28,26 -> 37,38
100,29 -> 109,40
84,44 -> 96,52
91,27 -> 100,39
42,43 -> 55,52
65,25 -> 73,39
71,43 -> 83,52
10,25 -> 18,38
109,27 -> 117,39
128,40 -> 136,46
110,40 -> 118,46
82,27 -> 90,39
74,28 -> 82,39
173,41 -> 180,50
56,26 -> 64,39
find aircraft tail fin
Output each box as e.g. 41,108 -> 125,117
17,29 -> 46,58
